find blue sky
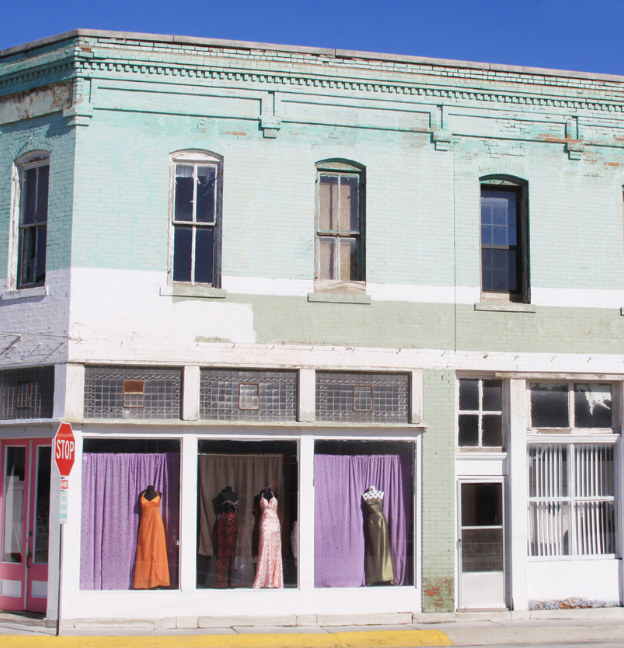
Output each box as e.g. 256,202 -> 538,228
2,0 -> 624,76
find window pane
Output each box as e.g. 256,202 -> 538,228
339,238 -> 359,281
482,248 -> 517,292
458,414 -> 478,446
528,501 -> 569,556
194,228 -> 214,284
462,528 -> 504,572
36,165 -> 49,223
319,237 -> 336,280
459,379 -> 479,410
482,415 -> 502,447
319,175 -> 339,231
34,446 -> 51,564
23,168 -> 38,225
3,447 -> 26,563
528,445 -> 568,498
461,483 -> 502,526
574,384 -> 612,428
174,165 -> 194,222
574,445 -> 614,498
531,383 -> 569,427
173,226 -> 192,282
35,225 -> 46,284
196,166 -> 216,224
20,227 -> 36,286
482,380 -> 502,411
339,176 -> 359,233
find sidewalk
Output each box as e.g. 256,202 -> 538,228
2,608 -> 624,647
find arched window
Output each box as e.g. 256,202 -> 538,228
11,152 -> 50,289
315,160 -> 365,287
169,150 -> 222,286
480,176 -> 529,302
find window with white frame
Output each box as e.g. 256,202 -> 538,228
169,151 -> 221,286
457,378 -> 504,448
10,153 -> 50,289
315,161 -> 365,287
529,383 -> 612,430
528,443 -> 617,557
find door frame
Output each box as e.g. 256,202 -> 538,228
457,476 -> 509,610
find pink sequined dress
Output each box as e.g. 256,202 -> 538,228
252,495 -> 283,589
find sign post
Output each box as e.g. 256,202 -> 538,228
53,423 -> 75,636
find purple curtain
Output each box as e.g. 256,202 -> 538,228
80,453 -> 180,590
314,454 -> 411,588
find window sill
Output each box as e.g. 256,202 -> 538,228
160,285 -> 227,299
474,302 -> 536,313
308,293 -> 371,305
1,285 -> 48,301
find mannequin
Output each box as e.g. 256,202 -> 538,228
252,487 -> 283,589
134,485 -> 169,589
215,486 -> 239,588
362,486 -> 394,586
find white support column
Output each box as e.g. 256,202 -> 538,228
53,364 -> 85,420
509,378 -> 528,610
179,434 -> 198,592
410,370 -> 423,425
298,369 -> 315,423
618,382 -> 624,606
182,366 -> 200,421
298,433 -> 315,592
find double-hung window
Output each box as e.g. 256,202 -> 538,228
480,177 -> 528,302
316,161 -> 365,287
170,151 -> 221,286
15,154 -> 49,288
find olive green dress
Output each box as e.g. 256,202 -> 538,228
363,496 -> 394,586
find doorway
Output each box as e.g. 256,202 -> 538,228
0,439 -> 51,612
459,481 -> 507,609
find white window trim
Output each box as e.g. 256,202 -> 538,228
167,150 -> 222,288
6,152 -> 50,292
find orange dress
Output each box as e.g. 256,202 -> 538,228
134,494 -> 170,589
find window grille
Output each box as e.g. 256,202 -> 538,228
316,372 -> 409,423
200,370 -> 297,422
528,444 -> 617,557
0,366 -> 54,420
84,367 -> 182,419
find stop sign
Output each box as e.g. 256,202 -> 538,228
54,423 -> 76,477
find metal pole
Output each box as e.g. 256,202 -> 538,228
56,502 -> 64,635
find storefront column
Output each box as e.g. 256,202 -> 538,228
508,379 -> 528,610
618,382 -> 624,607
180,434 -> 198,592
299,432 -> 315,591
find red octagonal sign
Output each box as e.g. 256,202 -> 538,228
54,422 -> 76,477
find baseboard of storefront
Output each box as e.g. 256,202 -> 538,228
46,606 -> 624,630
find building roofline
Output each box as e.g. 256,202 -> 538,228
2,28 -> 624,85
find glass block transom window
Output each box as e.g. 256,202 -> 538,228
0,366 -> 54,420
200,370 -> 297,422
84,367 -> 182,419
316,372 -> 409,423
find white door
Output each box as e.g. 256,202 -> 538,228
459,481 -> 506,609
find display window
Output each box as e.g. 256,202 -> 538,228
80,439 -> 180,590
197,440 -> 298,589
314,440 -> 414,588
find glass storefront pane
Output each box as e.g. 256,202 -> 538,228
197,440 -> 298,589
3,447 -> 26,563
33,446 -> 51,564
313,440 -> 414,588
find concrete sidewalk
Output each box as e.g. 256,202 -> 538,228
1,608 -> 624,646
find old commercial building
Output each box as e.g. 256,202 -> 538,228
0,29 -> 623,627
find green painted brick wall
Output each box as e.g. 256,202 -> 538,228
422,369 -> 456,612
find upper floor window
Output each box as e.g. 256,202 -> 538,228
316,161 -> 365,288
457,378 -> 504,449
169,151 -> 222,286
15,153 -> 49,288
480,177 -> 528,302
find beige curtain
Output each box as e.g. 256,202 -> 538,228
198,454 -> 285,557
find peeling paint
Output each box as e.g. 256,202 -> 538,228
0,82 -> 72,125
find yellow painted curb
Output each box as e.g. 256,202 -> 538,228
1,629 -> 453,648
